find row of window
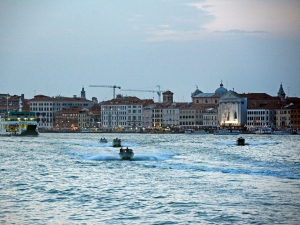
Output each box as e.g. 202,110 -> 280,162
102,105 -> 142,110
247,116 -> 269,121
248,111 -> 269,115
31,103 -> 90,106
195,100 -> 218,104
247,122 -> 270,126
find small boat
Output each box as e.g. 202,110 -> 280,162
99,138 -> 108,143
273,130 -> 290,135
119,147 -> 134,160
214,129 -> 240,135
113,138 -> 121,147
236,137 -> 245,145
255,127 -> 272,134
185,129 -> 209,134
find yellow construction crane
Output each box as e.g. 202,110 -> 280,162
121,85 -> 163,102
89,85 -> 121,99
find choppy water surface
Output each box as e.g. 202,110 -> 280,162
1,133 -> 299,224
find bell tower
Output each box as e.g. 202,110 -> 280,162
162,91 -> 174,103
81,87 -> 86,99
277,83 -> 286,101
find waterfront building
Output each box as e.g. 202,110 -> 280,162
240,83 -> 300,129
275,108 -> 291,128
142,104 -> 155,128
54,107 -> 80,131
203,108 -> 218,128
192,82 -> 227,107
152,105 -> 163,128
218,90 -> 248,128
161,103 -> 180,129
287,97 -> 300,129
0,94 -> 29,114
149,91 -> 183,130
246,108 -> 277,129
77,108 -> 92,130
179,103 -> 203,128
29,92 -> 93,130
100,95 -> 154,131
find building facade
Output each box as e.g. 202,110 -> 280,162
100,95 -> 154,131
218,90 -> 248,128
29,94 -> 93,130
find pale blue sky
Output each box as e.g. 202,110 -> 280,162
1,0 -> 300,102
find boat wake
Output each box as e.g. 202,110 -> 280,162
67,149 -> 175,161
130,153 -> 174,161
215,141 -> 280,146
155,163 -> 300,179
66,141 -> 140,148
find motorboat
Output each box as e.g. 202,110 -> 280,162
214,129 -> 240,135
99,138 -> 108,143
185,129 -> 209,134
0,99 -> 38,136
113,138 -> 121,147
273,130 -> 290,135
119,147 -> 134,160
236,137 -> 245,145
255,127 -> 272,135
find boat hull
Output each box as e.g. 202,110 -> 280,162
100,138 -> 108,143
113,139 -> 121,147
119,152 -> 134,160
236,138 -> 245,145
214,131 -> 240,135
0,124 -> 39,136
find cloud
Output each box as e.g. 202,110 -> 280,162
215,29 -> 268,35
143,0 -> 300,42
190,0 -> 300,38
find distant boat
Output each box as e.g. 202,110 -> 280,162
185,129 -> 209,134
236,137 -> 245,145
119,147 -> 134,160
100,138 -> 108,143
214,129 -> 240,135
273,130 -> 290,135
113,138 -> 121,147
255,127 -> 272,135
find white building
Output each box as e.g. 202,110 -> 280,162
100,95 -> 154,131
29,93 -> 93,130
246,109 -> 276,128
218,90 -> 248,128
143,104 -> 155,128
203,108 -> 218,128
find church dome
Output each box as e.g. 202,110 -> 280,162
191,86 -> 203,97
214,82 -> 227,96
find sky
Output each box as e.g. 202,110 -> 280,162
1,0 -> 300,102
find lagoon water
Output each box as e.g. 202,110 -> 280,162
1,133 -> 300,224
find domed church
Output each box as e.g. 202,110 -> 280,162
191,81 -> 228,107
214,82 -> 227,97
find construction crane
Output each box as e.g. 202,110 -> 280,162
121,85 -> 163,102
89,85 -> 121,99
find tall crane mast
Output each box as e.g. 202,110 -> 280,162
89,85 -> 121,99
121,85 -> 163,102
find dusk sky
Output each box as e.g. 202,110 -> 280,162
1,0 -> 300,102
